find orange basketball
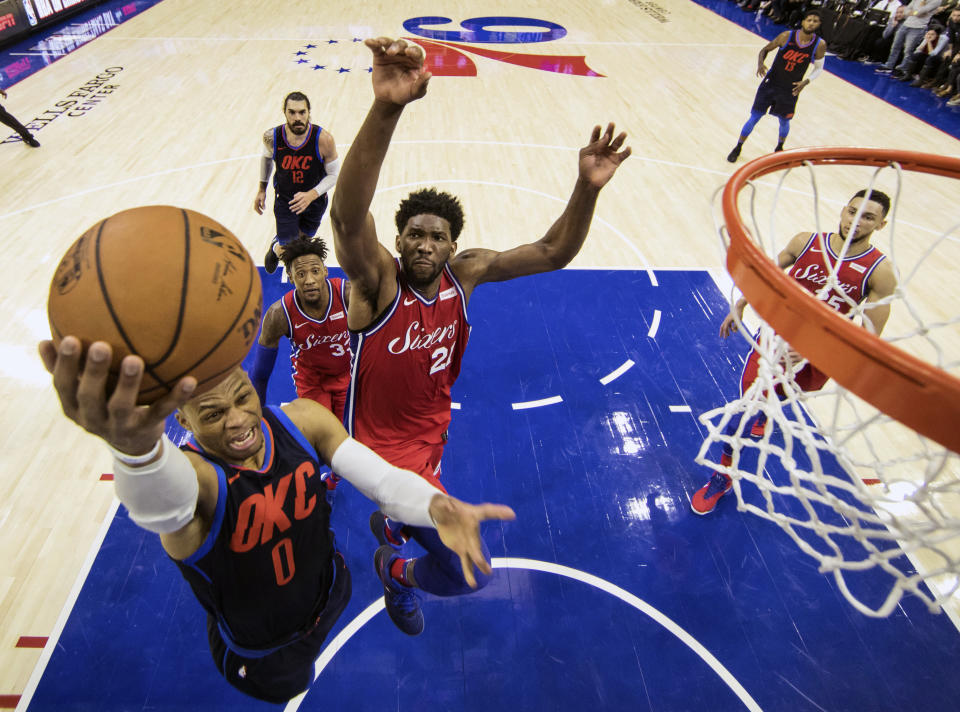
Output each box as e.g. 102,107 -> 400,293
47,206 -> 263,404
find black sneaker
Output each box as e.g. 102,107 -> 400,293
24,135 -> 40,147
774,144 -> 784,152
370,510 -> 406,549
726,145 -> 742,163
374,545 -> 423,636
264,240 -> 280,274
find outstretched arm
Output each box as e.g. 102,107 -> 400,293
451,124 -> 631,294
250,300 -> 287,403
285,398 -> 515,587
38,337 -> 216,560
330,37 -> 432,320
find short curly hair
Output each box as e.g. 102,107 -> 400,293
395,188 -> 465,241
281,237 -> 328,270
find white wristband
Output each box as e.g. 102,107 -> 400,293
106,437 -> 163,466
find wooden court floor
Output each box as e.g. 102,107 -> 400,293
1,0 -> 958,705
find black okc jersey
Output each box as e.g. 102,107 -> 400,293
174,406 -> 335,652
272,123 -> 329,200
752,30 -> 822,119
766,30 -> 821,86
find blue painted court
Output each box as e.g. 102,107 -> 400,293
21,268 -> 960,711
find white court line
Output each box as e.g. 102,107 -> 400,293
599,359 -> 634,385
669,405 -> 692,413
451,402 -> 461,410
648,309 -> 662,339
15,500 -> 121,712
285,557 -> 762,712
511,395 -> 563,410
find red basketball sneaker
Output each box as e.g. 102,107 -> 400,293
691,471 -> 733,515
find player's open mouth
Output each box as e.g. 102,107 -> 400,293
229,428 -> 256,451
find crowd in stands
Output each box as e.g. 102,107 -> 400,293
729,0 -> 960,106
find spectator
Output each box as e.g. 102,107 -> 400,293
896,25 -> 947,79
876,0 -> 943,74
921,7 -> 960,87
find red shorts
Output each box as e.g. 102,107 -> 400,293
740,348 -> 830,397
297,385 -> 347,423
370,440 -> 447,494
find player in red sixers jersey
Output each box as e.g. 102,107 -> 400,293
691,190 -> 898,515
252,239 -> 351,420
330,37 -> 631,636
727,10 -> 826,162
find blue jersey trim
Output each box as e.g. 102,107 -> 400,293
267,405 -> 320,463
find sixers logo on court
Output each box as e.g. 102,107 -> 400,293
289,16 -> 602,78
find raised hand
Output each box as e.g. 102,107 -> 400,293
578,123 -> 631,190
39,337 -> 196,456
428,495 -> 516,588
365,37 -> 432,106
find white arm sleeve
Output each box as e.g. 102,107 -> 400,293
112,435 -> 200,535
309,157 -> 339,197
806,57 -> 824,82
330,437 -> 438,527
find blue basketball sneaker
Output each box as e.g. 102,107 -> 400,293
374,545 -> 423,636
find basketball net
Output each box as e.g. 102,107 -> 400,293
698,148 -> 960,618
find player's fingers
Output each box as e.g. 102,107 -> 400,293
388,38 -> 407,56
50,336 -> 82,414
405,41 -> 424,62
365,37 -> 390,54
589,125 -> 601,145
75,341 -> 114,423
609,131 -> 628,151
459,552 -> 478,589
602,122 -> 615,143
38,340 -> 58,374
475,503 -> 517,522
616,145 -> 632,162
144,376 -> 197,424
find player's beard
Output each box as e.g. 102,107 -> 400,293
288,121 -> 307,135
402,255 -> 445,290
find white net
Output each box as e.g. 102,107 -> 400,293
697,153 -> 960,618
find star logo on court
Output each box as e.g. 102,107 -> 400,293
287,40 -> 373,77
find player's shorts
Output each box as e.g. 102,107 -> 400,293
207,551 -> 351,703
297,384 -> 347,423
274,192 -> 329,244
372,439 -> 448,493
750,79 -> 798,119
740,348 -> 829,396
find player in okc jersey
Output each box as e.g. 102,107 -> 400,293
254,91 -> 339,274
329,37 -> 631,636
691,190 -> 898,514
251,238 -> 351,419
726,10 -> 826,162
41,339 -> 515,703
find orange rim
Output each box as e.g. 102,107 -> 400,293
722,147 -> 960,453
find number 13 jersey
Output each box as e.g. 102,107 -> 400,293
346,259 -> 470,475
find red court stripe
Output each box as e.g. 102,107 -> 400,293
862,478 -> 881,485
0,695 -> 21,708
16,636 -> 47,648
100,473 -> 114,481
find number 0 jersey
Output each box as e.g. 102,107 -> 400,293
282,278 -> 350,400
787,232 -> 886,315
173,406 -> 335,652
346,259 -> 470,475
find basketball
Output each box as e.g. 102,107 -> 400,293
47,206 -> 263,404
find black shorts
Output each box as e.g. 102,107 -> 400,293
207,551 -> 352,703
751,79 -> 798,119
274,191 -> 329,244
